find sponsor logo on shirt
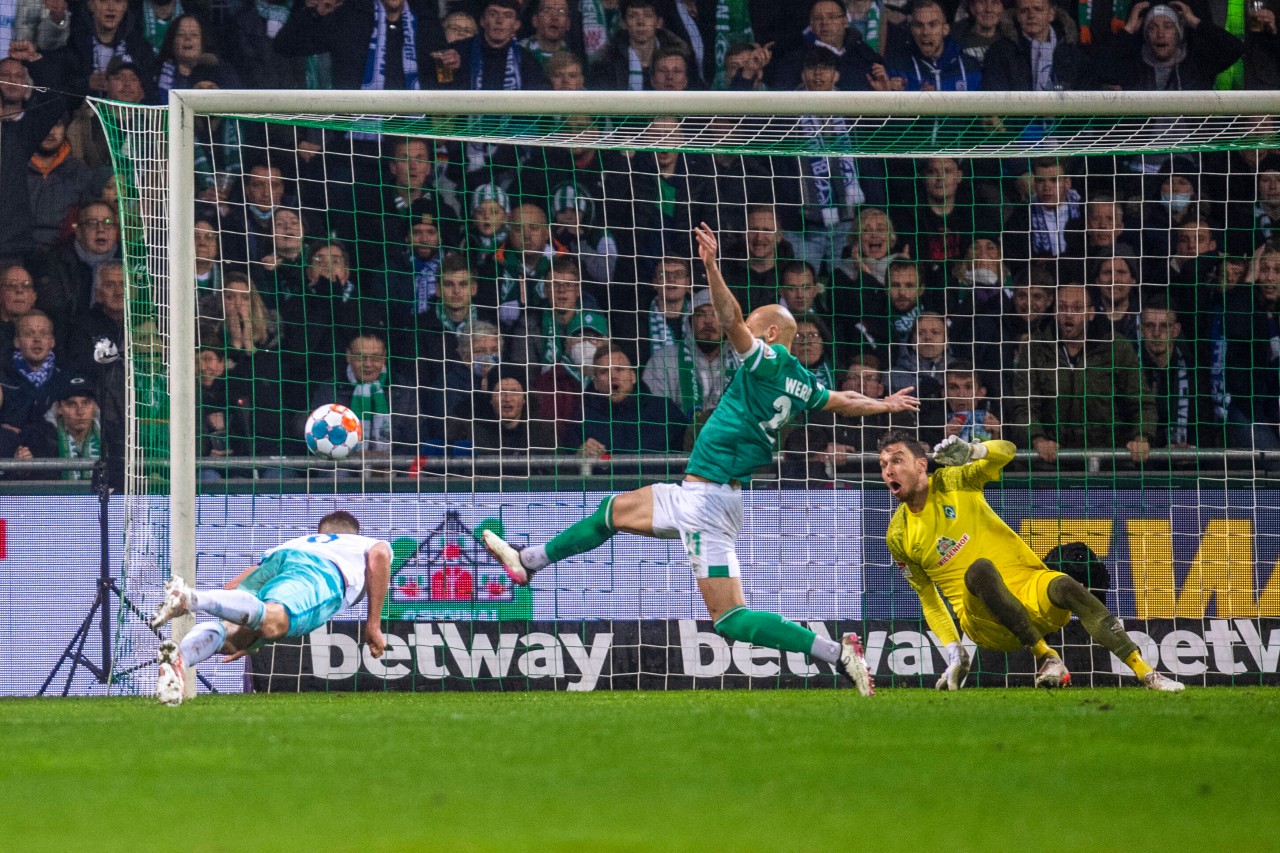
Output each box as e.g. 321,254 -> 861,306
936,533 -> 970,566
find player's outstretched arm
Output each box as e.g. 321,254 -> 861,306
694,222 -> 754,354
824,386 -> 920,418
363,542 -> 392,658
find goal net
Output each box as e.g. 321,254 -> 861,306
94,90 -> 1280,695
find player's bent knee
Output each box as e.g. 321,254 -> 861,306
1047,574 -> 1092,609
964,559 -> 999,593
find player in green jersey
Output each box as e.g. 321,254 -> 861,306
484,224 -> 919,694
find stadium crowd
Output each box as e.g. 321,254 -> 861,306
0,0 -> 1277,482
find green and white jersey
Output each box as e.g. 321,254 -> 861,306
686,338 -> 830,484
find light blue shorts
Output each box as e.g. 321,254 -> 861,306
239,549 -> 346,637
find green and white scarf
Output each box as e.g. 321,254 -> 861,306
713,0 -> 754,88
346,365 -> 390,428
580,0 -> 616,63
647,296 -> 688,351
143,0 -> 183,51
436,301 -> 476,333
59,422 -> 102,481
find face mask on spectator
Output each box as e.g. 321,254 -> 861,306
473,353 -> 499,376
569,341 -> 598,366
1160,191 -> 1192,214
962,266 -> 1000,287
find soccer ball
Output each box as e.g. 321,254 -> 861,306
305,404 -> 362,459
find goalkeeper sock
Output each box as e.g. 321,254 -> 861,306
544,496 -> 616,564
714,606 -> 830,659
190,589 -> 266,630
1047,575 -> 1140,662
1124,650 -> 1154,679
178,621 -> 228,666
1031,640 -> 1056,659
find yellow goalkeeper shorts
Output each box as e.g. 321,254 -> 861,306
958,568 -> 1072,653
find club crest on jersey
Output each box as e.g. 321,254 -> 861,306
936,533 -> 970,566
944,506 -> 956,519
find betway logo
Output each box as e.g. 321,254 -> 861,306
309,623 -> 612,691
1115,619 -> 1280,676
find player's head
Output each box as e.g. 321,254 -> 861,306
318,511 -> 360,534
877,429 -> 930,505
745,303 -> 798,347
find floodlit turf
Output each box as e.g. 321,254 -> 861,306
2,688 -> 1275,852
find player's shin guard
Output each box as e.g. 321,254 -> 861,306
191,589 -> 266,630
714,606 -> 828,658
178,622 -> 228,667
1047,576 -> 1140,663
965,559 -> 1044,649
544,496 -> 617,564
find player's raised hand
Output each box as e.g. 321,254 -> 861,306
932,434 -> 988,466
935,641 -> 970,690
694,222 -> 718,267
882,386 -> 920,413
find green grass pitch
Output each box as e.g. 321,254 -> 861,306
2,688 -> 1275,852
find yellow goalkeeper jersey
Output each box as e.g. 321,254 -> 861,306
884,441 -> 1045,645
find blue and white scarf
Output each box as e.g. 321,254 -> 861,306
413,255 -> 440,312
362,0 -> 420,90
471,37 -> 522,90
802,115 -> 862,218
14,350 -> 55,387
1030,188 -> 1082,256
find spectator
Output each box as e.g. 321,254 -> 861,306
650,44 -> 696,89
353,136 -> 462,269
36,201 -> 121,323
789,316 -> 838,389
26,113 -> 94,253
888,310 -> 950,397
441,10 -> 478,44
463,181 -> 510,267
1106,1 -> 1244,90
1088,255 -> 1143,344
1222,240 -> 1280,456
897,157 -> 997,286
225,0 -> 310,90
226,160 -> 293,264
1167,215 -> 1219,285
589,0 -> 689,90
68,0 -> 157,97
1225,155 -> 1280,256
1239,0 -> 1278,89
451,0 -> 550,90
522,0 -> 576,66
63,259 -> 124,370
153,14 -> 239,103
532,309 -> 609,445
579,342 -> 689,456
1084,195 -> 1139,259
545,48 -> 586,88
203,271 -> 281,357
1012,283 -> 1156,463
0,263 -> 38,357
944,234 -> 1007,347
14,0 -> 72,55
626,116 -> 717,266
548,180 -> 619,291
1001,266 -> 1056,363
1138,300 -> 1214,449
0,54 -> 69,260
782,356 -> 914,481
659,0 -> 727,87
852,258 -> 932,364
196,345 -> 255,480
770,0 -> 884,91
273,0 -> 452,91
0,310 -> 73,460
721,204 -> 795,312
919,360 -> 1002,446
13,374 -> 100,481
515,255 -> 602,366
886,0 -> 983,92
642,288 -> 736,419
423,318 -> 501,445
254,206 -> 307,311
981,0 -> 1090,91
414,253 -> 487,366
193,216 -> 226,297
449,364 -> 559,472
638,255 -> 692,366
1001,158 -> 1086,262
310,331 -> 423,462
833,207 -> 905,326
952,0 -> 1006,64
1137,155 -> 1202,262
720,40 -> 769,91
488,202 -> 560,324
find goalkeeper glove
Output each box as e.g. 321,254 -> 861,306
932,435 -> 988,466
935,641 -> 971,691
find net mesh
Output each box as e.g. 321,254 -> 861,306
93,96 -> 1280,693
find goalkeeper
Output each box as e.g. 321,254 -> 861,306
878,430 -> 1184,692
483,224 -> 919,696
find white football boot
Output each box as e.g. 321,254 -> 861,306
150,577 -> 194,630
155,640 -> 186,707
1143,671 -> 1186,692
838,633 -> 875,697
1034,655 -> 1072,688
482,529 -> 532,586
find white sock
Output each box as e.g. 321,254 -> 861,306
810,635 -> 841,664
521,545 -> 550,571
178,622 -> 227,667
190,589 -> 266,629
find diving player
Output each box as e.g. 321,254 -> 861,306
483,224 -> 920,695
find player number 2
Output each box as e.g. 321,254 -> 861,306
758,396 -> 791,440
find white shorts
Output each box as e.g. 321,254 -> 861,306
650,481 -> 743,579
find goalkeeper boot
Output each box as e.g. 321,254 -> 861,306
482,529 -> 535,586
150,577 -> 194,629
1034,655 -> 1072,689
837,633 -> 875,697
1143,671 -> 1186,692
155,640 -> 186,707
